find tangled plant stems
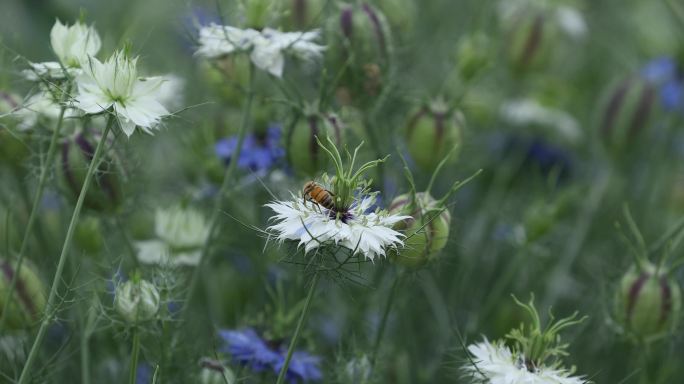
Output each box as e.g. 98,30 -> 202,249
18,115 -> 115,384
0,83 -> 71,331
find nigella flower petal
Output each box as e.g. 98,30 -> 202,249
218,328 -> 281,371
274,351 -> 323,383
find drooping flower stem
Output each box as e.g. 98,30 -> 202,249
128,328 -> 141,384
369,271 -> 403,372
18,114 -> 115,384
182,63 -> 255,317
0,85 -> 71,331
275,271 -> 320,384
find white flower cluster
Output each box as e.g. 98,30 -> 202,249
196,24 -> 325,78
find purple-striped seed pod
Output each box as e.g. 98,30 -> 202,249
56,130 -> 125,212
328,2 -> 392,105
0,259 -> 47,330
281,0 -> 327,31
597,76 -> 657,151
287,112 -> 345,176
504,8 -> 558,73
615,263 -> 681,342
405,101 -> 464,171
388,192 -> 451,268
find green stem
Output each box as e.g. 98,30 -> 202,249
275,272 -> 320,384
0,86 -> 70,331
369,271 -> 403,371
182,63 -> 255,318
129,328 -> 141,384
18,115 -> 114,384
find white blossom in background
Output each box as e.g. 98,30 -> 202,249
136,206 -> 210,267
74,51 -> 170,137
464,339 -> 586,384
157,74 -> 186,111
266,194 -> 409,261
12,91 -> 79,130
23,20 -> 101,81
555,6 -> 587,40
500,98 -> 582,144
195,24 -> 325,78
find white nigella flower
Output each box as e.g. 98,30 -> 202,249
23,20 -> 101,81
265,194 -> 409,261
74,51 -> 170,137
13,90 -> 78,130
500,98 -> 582,144
195,24 -> 325,78
135,206 -> 210,266
464,339 -> 586,384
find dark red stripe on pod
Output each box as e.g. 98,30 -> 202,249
626,272 -> 649,324
406,107 -> 428,139
340,7 -> 354,38
293,0 -> 307,27
1,261 -> 37,320
326,115 -> 343,145
434,112 -> 446,146
362,3 -> 387,56
521,14 -> 544,67
75,133 -> 118,205
0,92 -> 19,110
659,277 -> 672,326
308,116 -> 319,162
388,198 -> 409,212
628,84 -> 655,137
601,78 -> 631,138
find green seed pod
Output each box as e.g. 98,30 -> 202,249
374,0 -> 416,36
281,0 -> 327,31
597,76 -> 657,152
74,215 -> 104,255
615,263 -> 681,342
286,112 -> 344,176
199,358 -> 236,384
114,279 -> 160,324
405,100 -> 464,171
56,131 -> 125,212
455,32 -> 492,81
328,2 -> 392,105
0,259 -> 47,330
388,192 -> 451,268
504,8 -> 558,73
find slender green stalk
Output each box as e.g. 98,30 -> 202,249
129,328 -> 141,384
0,88 -> 71,330
182,63 -> 255,317
369,271 -> 403,371
275,272 -> 320,384
18,115 -> 115,384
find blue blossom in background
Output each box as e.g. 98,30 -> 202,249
218,328 -> 322,383
215,125 -> 285,174
642,57 -> 684,112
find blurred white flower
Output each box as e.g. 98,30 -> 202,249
195,24 -> 325,78
12,91 -> 74,130
500,98 -> 582,144
464,339 -> 586,384
555,6 -> 587,39
157,74 -> 185,111
266,194 -> 408,261
74,51 -> 170,137
136,206 -> 210,266
23,20 -> 101,81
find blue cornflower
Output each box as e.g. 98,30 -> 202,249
218,328 -> 323,383
641,57 -> 684,112
215,125 -> 285,174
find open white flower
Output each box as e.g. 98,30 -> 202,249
500,98 -> 582,144
135,206 -> 210,266
266,194 -> 409,261
464,339 -> 586,384
74,51 -> 170,137
195,24 -> 325,78
23,20 -> 101,81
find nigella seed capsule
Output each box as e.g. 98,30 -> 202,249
56,130 -> 125,212
0,259 -> 47,330
616,263 -> 682,341
405,99 -> 464,170
597,76 -> 657,151
286,112 -> 345,176
504,8 -> 557,72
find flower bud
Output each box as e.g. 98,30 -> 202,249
597,76 -> 657,151
114,279 -> 160,324
455,32 -> 492,81
198,358 -> 236,384
503,8 -> 557,72
56,131 -> 125,212
388,192 -> 451,267
0,259 -> 47,329
405,100 -> 464,171
74,215 -> 104,255
615,263 -> 682,341
281,0 -> 327,31
286,112 -> 345,176
328,3 -> 392,105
